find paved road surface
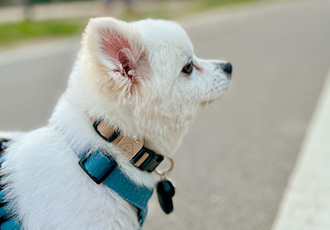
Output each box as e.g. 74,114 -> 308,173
1,1 -> 330,229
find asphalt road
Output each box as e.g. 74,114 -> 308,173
1,1 -> 330,229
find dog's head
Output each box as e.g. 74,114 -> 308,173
69,18 -> 231,156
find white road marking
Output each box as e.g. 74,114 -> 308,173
272,67 -> 330,230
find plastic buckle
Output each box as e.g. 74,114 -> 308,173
93,120 -> 120,143
78,152 -> 117,184
131,147 -> 164,172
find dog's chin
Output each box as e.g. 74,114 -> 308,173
200,90 -> 228,108
200,99 -> 216,108
201,82 -> 231,108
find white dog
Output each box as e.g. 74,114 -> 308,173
0,18 -> 232,230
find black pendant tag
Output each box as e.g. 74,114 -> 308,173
156,179 -> 175,214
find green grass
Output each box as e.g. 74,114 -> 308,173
195,0 -> 264,10
0,19 -> 87,47
0,0 -> 265,47
122,0 -> 266,21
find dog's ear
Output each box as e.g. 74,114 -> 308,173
84,18 -> 150,91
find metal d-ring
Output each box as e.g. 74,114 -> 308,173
155,157 -> 174,178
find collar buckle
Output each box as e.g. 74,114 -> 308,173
131,147 -> 164,172
78,150 -> 117,184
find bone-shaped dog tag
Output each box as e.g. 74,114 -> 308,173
156,179 -> 175,214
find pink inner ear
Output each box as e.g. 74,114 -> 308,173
117,49 -> 134,79
97,27 -> 151,95
100,28 -> 134,77
100,29 -> 131,58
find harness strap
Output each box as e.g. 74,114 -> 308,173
0,140 -> 22,230
78,150 -> 153,226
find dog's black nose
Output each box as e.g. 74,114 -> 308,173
223,62 -> 232,75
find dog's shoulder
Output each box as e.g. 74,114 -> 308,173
4,127 -> 64,157
1,127 -> 73,187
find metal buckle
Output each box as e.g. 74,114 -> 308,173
131,147 -> 164,172
78,152 -> 117,184
93,120 -> 120,143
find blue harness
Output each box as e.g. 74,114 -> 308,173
78,149 -> 154,226
0,139 -> 21,230
0,130 -> 163,229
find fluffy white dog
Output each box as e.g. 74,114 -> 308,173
0,18 -> 232,230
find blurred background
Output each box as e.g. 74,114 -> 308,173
1,0 -> 330,229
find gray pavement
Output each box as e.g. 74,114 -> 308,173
149,1 -> 330,229
1,1 -> 330,229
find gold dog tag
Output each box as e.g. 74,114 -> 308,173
116,136 -> 144,160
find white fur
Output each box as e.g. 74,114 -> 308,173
0,18 -> 231,229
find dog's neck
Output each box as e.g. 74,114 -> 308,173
48,96 -> 157,188
65,73 -> 190,158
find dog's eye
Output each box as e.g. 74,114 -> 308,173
182,62 -> 194,75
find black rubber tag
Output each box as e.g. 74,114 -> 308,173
156,179 -> 175,214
